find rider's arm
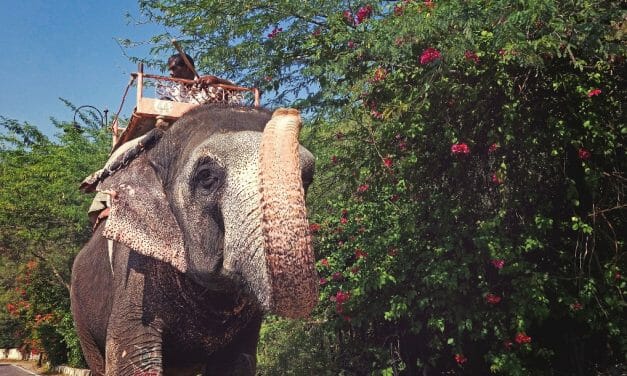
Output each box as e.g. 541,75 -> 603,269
198,75 -> 235,86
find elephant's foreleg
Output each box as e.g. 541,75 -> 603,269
105,328 -> 163,376
70,224 -> 113,376
106,250 -> 164,376
203,313 -> 262,376
74,326 -> 106,376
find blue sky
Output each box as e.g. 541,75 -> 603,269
0,1 -> 168,137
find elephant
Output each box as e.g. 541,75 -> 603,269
70,106 -> 318,375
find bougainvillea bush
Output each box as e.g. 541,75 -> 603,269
305,1 -> 625,374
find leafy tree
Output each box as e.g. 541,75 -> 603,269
0,113 -> 110,367
0,259 -> 23,349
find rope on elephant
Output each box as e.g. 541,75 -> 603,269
79,128 -> 165,192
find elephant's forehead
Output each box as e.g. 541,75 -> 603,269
203,130 -> 261,168
179,130 -> 262,179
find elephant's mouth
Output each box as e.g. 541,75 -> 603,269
191,244 -> 266,310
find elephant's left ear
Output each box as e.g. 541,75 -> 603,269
97,154 -> 188,273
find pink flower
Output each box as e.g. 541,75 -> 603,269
371,109 -> 383,119
340,208 -> 348,223
367,100 -> 384,119
332,291 -> 350,314
357,184 -> 369,193
319,278 -> 328,285
491,259 -> 505,269
335,290 -> 351,304
309,223 -> 321,233
332,271 -> 344,281
320,258 -> 329,267
454,353 -> 467,365
485,293 -> 502,304
515,332 -> 532,344
355,249 -> 368,259
394,5 -> 404,16
267,27 -> 283,39
491,173 -> 503,185
578,148 -> 591,160
383,157 -> 394,168
343,10 -> 354,25
451,143 -> 470,155
373,67 -> 387,82
347,40 -> 356,49
464,50 -> 480,63
570,301 -> 583,311
488,143 -> 499,153
420,47 -> 441,65
355,5 -> 373,24
587,88 -> 602,97
424,0 -> 435,8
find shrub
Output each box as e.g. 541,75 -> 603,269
307,1 -> 625,374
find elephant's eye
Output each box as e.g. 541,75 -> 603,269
193,160 -> 224,194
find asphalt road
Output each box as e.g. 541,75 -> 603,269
0,364 -> 38,376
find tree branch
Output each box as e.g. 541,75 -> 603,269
31,246 -> 71,293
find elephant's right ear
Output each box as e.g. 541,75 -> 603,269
97,154 -> 188,273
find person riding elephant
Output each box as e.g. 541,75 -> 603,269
157,53 -> 236,104
71,106 -> 318,375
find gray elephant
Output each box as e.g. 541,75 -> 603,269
70,106 -> 318,375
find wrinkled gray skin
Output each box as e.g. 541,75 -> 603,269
70,106 -> 315,376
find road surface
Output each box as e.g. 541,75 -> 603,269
0,364 -> 38,376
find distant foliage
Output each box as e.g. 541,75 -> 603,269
0,115 -> 109,367
257,317 -> 338,375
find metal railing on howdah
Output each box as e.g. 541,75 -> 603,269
109,62 -> 261,146
147,74 -> 261,107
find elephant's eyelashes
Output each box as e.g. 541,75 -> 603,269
193,159 -> 225,194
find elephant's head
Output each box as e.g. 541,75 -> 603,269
93,106 -> 318,318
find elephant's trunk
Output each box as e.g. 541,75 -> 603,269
259,108 -> 318,318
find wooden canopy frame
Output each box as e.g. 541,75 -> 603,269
111,63 -> 261,149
